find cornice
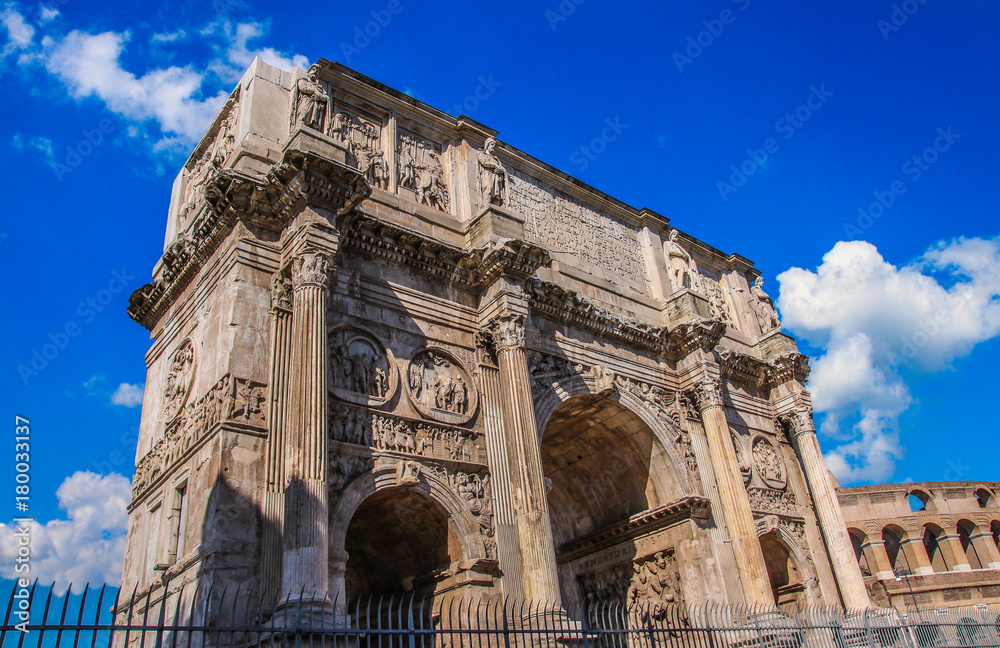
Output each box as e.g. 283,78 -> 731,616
664,319 -> 727,360
556,495 -> 711,564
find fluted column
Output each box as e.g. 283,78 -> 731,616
282,250 -> 332,597
262,275 -> 293,599
783,409 -> 870,608
491,314 -> 561,603
693,377 -> 773,605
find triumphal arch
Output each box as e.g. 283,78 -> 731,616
121,58 -> 871,613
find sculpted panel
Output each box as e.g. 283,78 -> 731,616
328,328 -> 395,406
398,130 -> 449,211
628,550 -> 683,609
752,436 -> 787,490
405,349 -> 477,425
163,338 -> 196,421
330,109 -> 387,189
292,64 -> 328,132
508,167 -> 648,290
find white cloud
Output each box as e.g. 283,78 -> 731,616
37,6 -> 58,24
151,29 -> 185,43
45,30 -> 229,144
209,21 -> 308,83
10,132 -> 55,166
111,382 -> 144,407
0,472 -> 130,588
1,6 -> 34,50
777,237 -> 1000,483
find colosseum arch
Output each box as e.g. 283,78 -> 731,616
956,519 -> 984,570
922,522 -> 950,573
329,462 -> 489,601
847,527 -> 872,576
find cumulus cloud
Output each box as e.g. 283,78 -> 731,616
207,21 -> 308,83
0,472 -> 130,588
37,6 -> 58,24
111,382 -> 144,407
777,236 -> 1000,483
1,6 -> 34,50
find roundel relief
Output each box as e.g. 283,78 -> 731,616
405,349 -> 477,425
328,328 -> 397,406
163,338 -> 196,421
752,436 -> 787,490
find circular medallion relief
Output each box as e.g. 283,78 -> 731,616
752,436 -> 787,490
163,338 -> 196,421
328,327 -> 397,406
404,349 -> 478,425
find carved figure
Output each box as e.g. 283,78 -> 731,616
752,437 -> 786,488
664,229 -> 696,292
329,333 -> 389,400
748,277 -> 780,333
293,64 -> 328,132
407,351 -> 472,417
477,137 -> 507,206
163,340 -> 196,420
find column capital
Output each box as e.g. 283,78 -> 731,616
271,273 -> 293,311
487,313 -> 526,354
780,408 -> 816,438
691,376 -> 723,412
291,250 -> 332,290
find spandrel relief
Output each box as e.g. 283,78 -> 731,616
328,328 -> 396,406
752,436 -> 787,490
405,349 -> 478,425
398,131 -> 449,211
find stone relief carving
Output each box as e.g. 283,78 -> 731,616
405,349 -> 477,425
135,374 -> 266,498
752,436 -> 787,490
270,274 -> 292,311
527,351 -> 579,390
179,93 -> 239,227
329,454 -> 374,496
398,131 -> 449,210
330,110 -> 386,189
292,64 -> 328,132
615,376 -> 700,479
329,404 -> 486,465
291,251 -> 330,288
477,136 -> 508,207
704,278 -> 734,327
512,170 -> 648,290
627,550 -> 683,609
664,230 -> 698,293
579,562 -> 633,602
747,277 -> 780,334
328,328 -> 395,406
748,486 -> 799,517
163,338 -> 196,421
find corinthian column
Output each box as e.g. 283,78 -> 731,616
693,376 -> 774,605
491,314 -> 561,604
783,409 -> 870,608
282,250 -> 332,598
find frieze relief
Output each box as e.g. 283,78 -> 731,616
163,338 -> 196,421
328,327 -> 396,406
508,167 -> 649,290
748,486 -> 800,517
329,404 -> 486,465
397,130 -> 449,211
179,91 -> 240,228
405,349 -> 478,425
330,109 -> 387,190
751,436 -> 787,490
135,374 -> 266,499
628,550 -> 683,609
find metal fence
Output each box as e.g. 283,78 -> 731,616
2,582 -> 999,648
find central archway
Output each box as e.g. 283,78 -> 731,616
539,393 -> 687,606
343,486 -> 456,599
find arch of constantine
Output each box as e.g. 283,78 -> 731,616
120,58 -> 998,615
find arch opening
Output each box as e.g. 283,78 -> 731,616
759,531 -> 805,610
909,491 -> 930,512
849,529 -> 871,576
957,521 -> 983,570
976,489 -> 994,508
344,486 -> 459,600
883,526 -> 906,574
540,394 -> 686,606
922,524 -> 948,573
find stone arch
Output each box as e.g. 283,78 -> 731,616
757,523 -> 815,608
992,520 -> 1000,550
975,488 -> 995,508
956,519 -> 984,570
882,524 -> 913,574
922,522 -> 949,573
330,462 -> 488,598
908,488 -> 935,512
847,527 -> 872,576
533,371 -> 696,492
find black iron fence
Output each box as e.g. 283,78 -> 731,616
2,582 -> 999,648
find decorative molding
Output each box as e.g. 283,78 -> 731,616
780,409 -> 817,438
748,486 -> 800,518
690,377 -> 723,412
291,250 -> 331,289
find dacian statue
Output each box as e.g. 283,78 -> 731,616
478,137 -> 508,207
293,64 -> 328,132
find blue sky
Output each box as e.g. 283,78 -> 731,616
0,0 -> 998,585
